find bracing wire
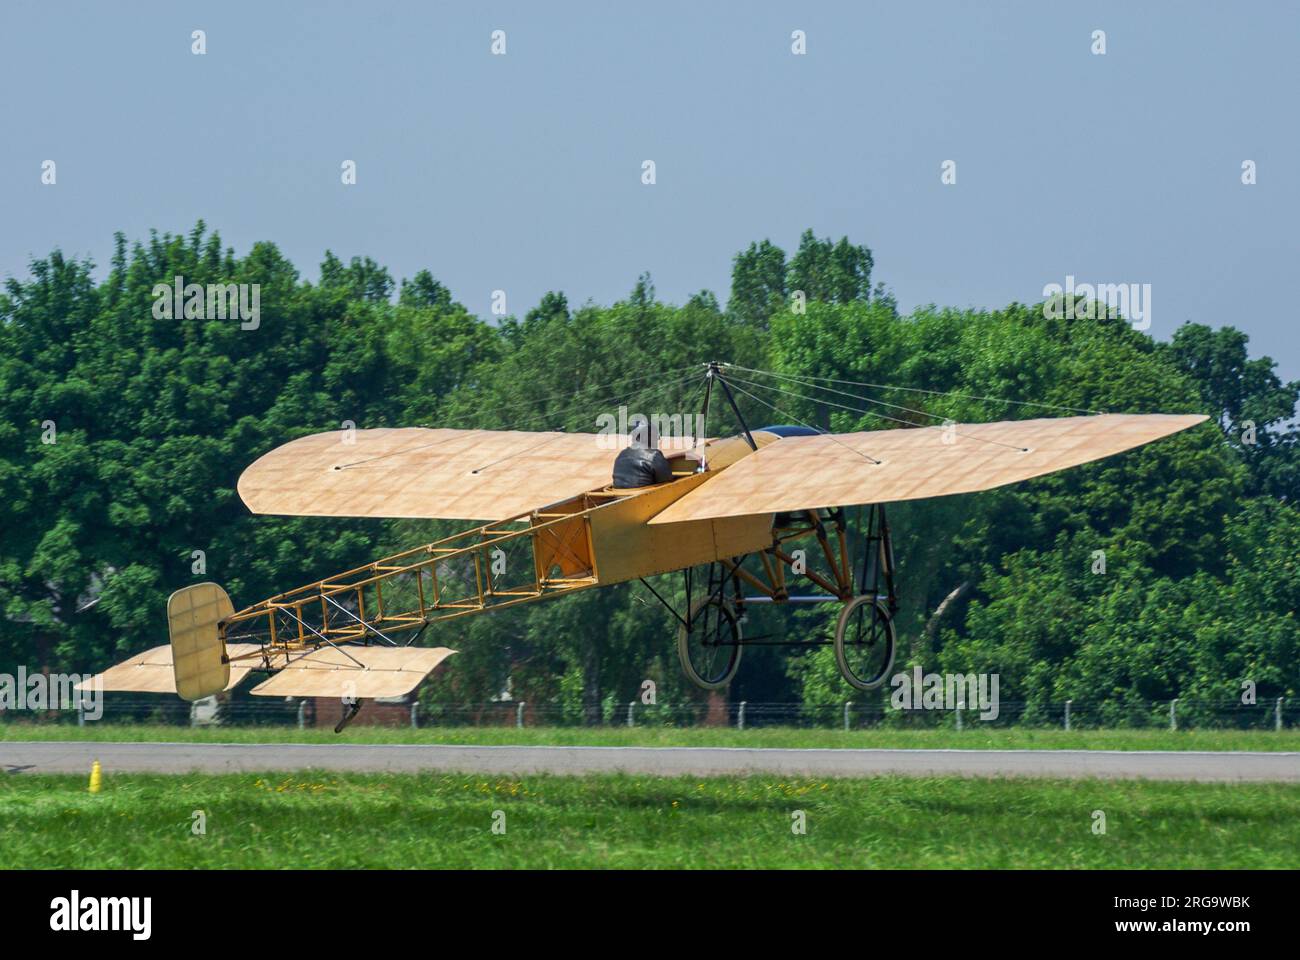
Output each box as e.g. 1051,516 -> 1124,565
466,372 -> 702,475
432,362 -> 703,431
724,363 -> 1106,416
721,377 -> 882,465
336,366 -> 702,470
730,367 -> 976,425
336,357 -> 1073,473
723,371 -> 1031,453
724,371 -> 924,428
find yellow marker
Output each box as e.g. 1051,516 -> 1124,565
89,759 -> 102,793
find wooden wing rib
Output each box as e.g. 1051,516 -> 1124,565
238,427 -> 628,521
648,413 -> 1208,525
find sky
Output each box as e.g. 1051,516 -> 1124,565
2,0 -> 1297,381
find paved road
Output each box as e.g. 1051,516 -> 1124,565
3,741 -> 1297,781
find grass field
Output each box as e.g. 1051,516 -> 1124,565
2,771 -> 1296,868
4,722 -> 1298,751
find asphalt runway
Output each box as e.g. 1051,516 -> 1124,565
3,741 -> 1298,781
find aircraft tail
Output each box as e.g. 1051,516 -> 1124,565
167,582 -> 235,701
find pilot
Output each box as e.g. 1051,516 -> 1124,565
612,436 -> 673,488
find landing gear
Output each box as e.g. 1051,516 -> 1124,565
658,504 -> 900,692
835,503 -> 899,690
834,595 -> 896,691
676,591 -> 743,690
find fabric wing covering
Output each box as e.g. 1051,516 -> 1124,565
238,427 -> 651,521
248,645 -> 457,699
650,413 -> 1208,524
75,643 -> 263,694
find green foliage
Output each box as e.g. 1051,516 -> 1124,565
785,229 -> 874,305
1161,323 -> 1300,501
728,238 -> 788,327
0,224 -> 488,671
2,223 -> 1296,724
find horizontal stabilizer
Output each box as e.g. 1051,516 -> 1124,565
248,645 -> 457,699
76,643 -> 262,694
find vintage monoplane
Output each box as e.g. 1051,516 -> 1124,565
83,363 -> 1206,728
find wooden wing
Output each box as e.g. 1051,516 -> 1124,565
649,413 -> 1208,524
238,427 -> 631,521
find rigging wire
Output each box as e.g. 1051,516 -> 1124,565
730,366 -> 984,426
336,366 -> 700,470
723,371 -> 1031,453
468,432 -> 569,475
429,362 -> 702,431
466,372 -> 701,475
334,357 -> 1065,473
723,363 -> 1106,416
721,377 -> 882,465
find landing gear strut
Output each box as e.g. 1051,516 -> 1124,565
657,504 -> 900,692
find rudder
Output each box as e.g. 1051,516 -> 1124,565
167,582 -> 235,701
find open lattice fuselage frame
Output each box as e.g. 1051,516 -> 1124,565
219,489 -> 618,661
217,477 -> 860,666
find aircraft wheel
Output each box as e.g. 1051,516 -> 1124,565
677,594 -> 743,690
834,595 -> 896,691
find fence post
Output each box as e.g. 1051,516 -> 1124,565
1170,698 -> 1178,732
297,699 -> 306,730
1277,697 -> 1284,732
955,698 -> 964,732
410,701 -> 419,729
77,699 -> 86,728
626,700 -> 636,728
737,701 -> 746,730
1064,699 -> 1072,732
843,701 -> 851,732
516,701 -> 526,728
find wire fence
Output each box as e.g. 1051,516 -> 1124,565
1,693 -> 1295,732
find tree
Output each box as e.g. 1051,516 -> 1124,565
399,269 -> 455,310
786,230 -> 873,305
2,223 -> 1292,725
1162,323 -> 1299,501
729,239 -> 786,328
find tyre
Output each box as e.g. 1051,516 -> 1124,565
833,595 -> 896,691
676,594 -> 743,690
